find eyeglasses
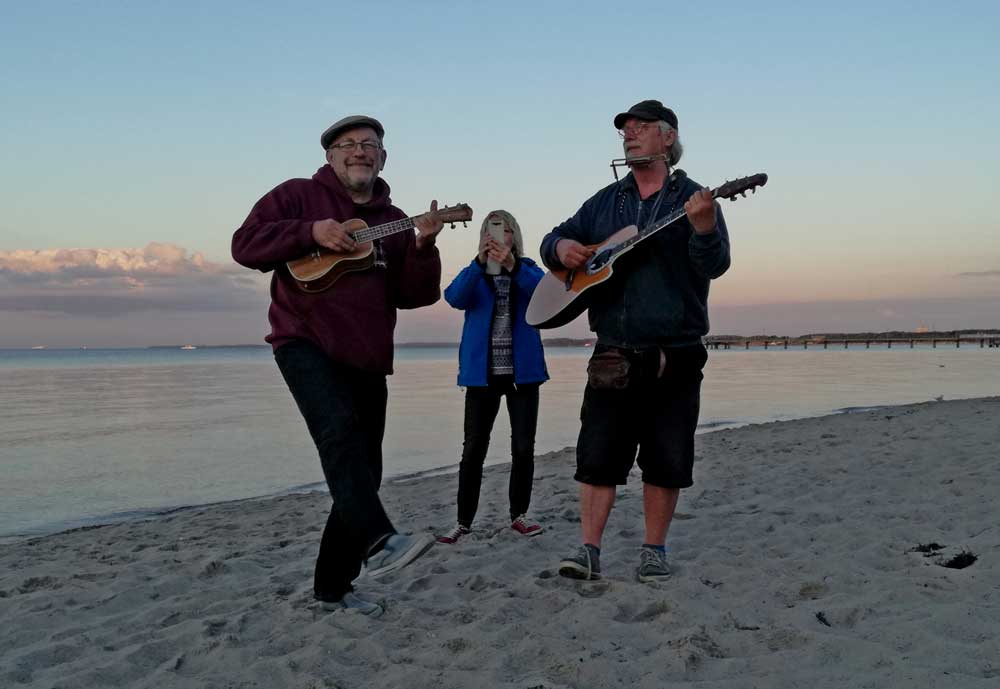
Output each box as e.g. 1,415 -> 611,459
328,140 -> 382,153
617,122 -> 658,139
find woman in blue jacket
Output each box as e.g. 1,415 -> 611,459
437,210 -> 549,544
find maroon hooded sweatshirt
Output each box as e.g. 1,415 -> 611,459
232,165 -> 441,375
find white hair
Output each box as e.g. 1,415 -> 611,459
658,121 -> 683,166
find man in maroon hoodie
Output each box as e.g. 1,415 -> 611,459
232,115 -> 443,616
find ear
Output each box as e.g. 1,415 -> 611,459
325,148 -> 335,166
378,148 -> 387,171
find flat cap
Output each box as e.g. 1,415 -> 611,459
320,115 -> 385,149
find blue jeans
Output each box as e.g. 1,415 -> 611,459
457,376 -> 540,526
274,339 -> 396,602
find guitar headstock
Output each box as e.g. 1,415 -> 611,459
712,173 -> 768,201
436,203 -> 473,228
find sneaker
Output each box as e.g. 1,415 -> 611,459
558,544 -> 601,580
319,592 -> 384,617
437,523 -> 471,544
366,533 -> 435,579
511,514 -> 544,537
637,546 -> 672,583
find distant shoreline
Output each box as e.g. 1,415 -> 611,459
4,329 -> 999,351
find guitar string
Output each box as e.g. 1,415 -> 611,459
350,207 -> 467,243
603,181 -> 737,261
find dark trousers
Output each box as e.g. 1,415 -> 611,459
457,377 -> 540,526
274,340 -> 396,602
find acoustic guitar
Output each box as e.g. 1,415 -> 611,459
526,174 -> 767,329
286,203 -> 473,293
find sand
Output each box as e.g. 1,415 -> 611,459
2,397 -> 998,688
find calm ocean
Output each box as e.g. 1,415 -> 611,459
1,344 -> 997,541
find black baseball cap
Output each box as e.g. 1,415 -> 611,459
613,100 -> 678,130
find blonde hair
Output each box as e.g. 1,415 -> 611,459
481,210 -> 524,258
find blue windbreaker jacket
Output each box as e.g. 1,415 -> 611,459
444,257 -> 549,387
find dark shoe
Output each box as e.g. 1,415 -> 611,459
511,514 -> 543,537
637,546 -> 672,583
558,544 -> 601,580
366,533 -> 434,578
437,523 -> 471,544
318,592 -> 383,617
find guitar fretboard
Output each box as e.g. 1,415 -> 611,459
352,217 -> 416,243
607,184 -> 726,258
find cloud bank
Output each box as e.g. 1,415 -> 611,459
0,243 -> 263,315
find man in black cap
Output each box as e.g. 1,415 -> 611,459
233,115 -> 445,616
539,100 -> 731,583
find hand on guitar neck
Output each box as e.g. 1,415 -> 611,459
684,188 -> 718,234
413,200 -> 445,250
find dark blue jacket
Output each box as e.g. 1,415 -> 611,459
540,170 -> 730,348
445,257 -> 549,387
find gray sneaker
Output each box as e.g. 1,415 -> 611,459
637,546 -> 672,582
320,591 -> 384,617
558,544 -> 602,580
366,533 -> 434,579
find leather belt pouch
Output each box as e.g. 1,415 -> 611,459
587,349 -> 631,389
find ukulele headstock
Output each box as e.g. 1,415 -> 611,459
436,203 -> 473,228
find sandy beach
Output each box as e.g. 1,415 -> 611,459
2,397 -> 997,688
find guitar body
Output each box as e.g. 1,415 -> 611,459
526,225 -> 638,329
286,218 -> 375,294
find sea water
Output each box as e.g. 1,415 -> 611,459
1,344 -> 997,540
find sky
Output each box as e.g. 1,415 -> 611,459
1,1 -> 998,348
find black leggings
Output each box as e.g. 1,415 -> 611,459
456,377 -> 540,526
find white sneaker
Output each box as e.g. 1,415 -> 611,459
366,533 -> 434,578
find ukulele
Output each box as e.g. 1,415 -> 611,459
286,203 -> 473,293
526,174 -> 767,329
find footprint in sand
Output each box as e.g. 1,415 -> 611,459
614,599 -> 672,623
405,575 -> 434,592
573,580 -> 611,598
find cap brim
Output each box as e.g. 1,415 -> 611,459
613,111 -> 658,129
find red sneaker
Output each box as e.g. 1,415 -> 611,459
511,514 -> 543,537
436,524 -> 470,544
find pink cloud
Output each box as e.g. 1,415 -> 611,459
0,243 -> 264,315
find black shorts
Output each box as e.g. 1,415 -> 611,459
575,344 -> 707,488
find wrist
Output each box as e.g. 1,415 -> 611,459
553,238 -> 566,263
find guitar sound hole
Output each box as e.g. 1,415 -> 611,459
588,249 -> 613,273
